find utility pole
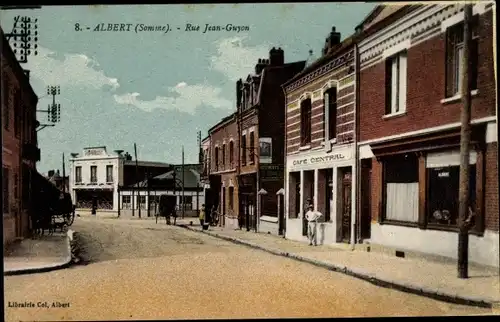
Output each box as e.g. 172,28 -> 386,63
181,145 -> 185,219
37,85 -> 61,131
457,4 -> 473,279
147,170 -> 151,217
134,143 -> 141,219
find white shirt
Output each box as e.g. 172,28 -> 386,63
305,210 -> 322,222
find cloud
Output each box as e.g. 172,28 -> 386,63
113,82 -> 233,114
210,35 -> 270,81
25,47 -> 120,91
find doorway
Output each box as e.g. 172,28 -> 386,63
222,187 -> 226,227
339,167 -> 352,243
360,159 -> 372,240
302,170 -> 314,236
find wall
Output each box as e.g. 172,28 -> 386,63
359,5 -> 495,143
210,116 -> 239,173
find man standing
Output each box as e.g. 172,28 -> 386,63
305,204 -> 322,246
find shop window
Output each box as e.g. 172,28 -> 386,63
383,154 -> 419,223
445,18 -> 478,98
122,195 -> 131,209
300,98 -> 312,146
427,165 -> 476,227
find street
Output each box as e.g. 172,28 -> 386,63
4,217 -> 491,320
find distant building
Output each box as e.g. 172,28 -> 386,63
46,169 -> 69,192
2,27 -> 40,247
68,146 -> 171,213
118,164 -> 204,218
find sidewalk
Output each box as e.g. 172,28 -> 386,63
3,230 -> 73,276
175,219 -> 500,310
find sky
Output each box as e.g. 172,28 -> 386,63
1,3 -> 376,174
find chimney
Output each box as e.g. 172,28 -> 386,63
236,79 -> 243,108
255,58 -> 266,75
322,26 -> 342,55
269,47 -> 284,66
48,170 -> 55,178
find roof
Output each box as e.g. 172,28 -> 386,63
207,112 -> 237,134
282,35 -> 356,89
127,164 -> 201,189
123,160 -> 171,168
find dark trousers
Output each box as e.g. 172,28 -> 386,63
200,219 -> 204,226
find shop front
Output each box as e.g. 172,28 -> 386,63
285,143 -> 356,245
362,123 -> 499,267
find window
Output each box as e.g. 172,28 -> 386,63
122,195 -> 131,209
427,164 -> 476,227
3,167 -> 10,214
139,195 -> 146,209
3,75 -> 10,131
14,173 -> 18,199
14,90 -> 21,138
249,132 -> 255,163
445,20 -> 479,98
90,166 -> 97,183
222,144 -> 226,168
203,150 -> 209,173
323,87 -> 337,141
241,134 -> 247,165
385,51 -> 407,115
300,98 -> 312,146
214,147 -> 219,171
181,195 -> 193,211
229,186 -> 234,210
75,166 -> 82,183
229,141 -> 234,167
106,165 -> 113,183
383,154 -> 419,223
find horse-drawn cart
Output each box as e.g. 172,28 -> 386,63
31,171 -> 76,236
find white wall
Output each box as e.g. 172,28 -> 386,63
370,224 -> 499,268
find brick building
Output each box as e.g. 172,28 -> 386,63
356,3 -> 498,267
203,48 -> 305,232
282,27 -> 358,245
2,27 -> 40,247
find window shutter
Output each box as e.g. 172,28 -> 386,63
445,28 -> 456,98
384,59 -> 392,114
470,38 -> 479,91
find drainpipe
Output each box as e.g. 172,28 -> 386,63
351,42 -> 360,251
281,84 -> 288,238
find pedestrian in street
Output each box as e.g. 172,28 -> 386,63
199,204 -> 206,227
305,204 -> 322,246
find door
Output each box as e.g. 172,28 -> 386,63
360,160 -> 372,239
222,187 -> 226,227
341,169 -> 352,243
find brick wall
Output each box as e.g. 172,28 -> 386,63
485,142 -> 498,231
359,11 -> 495,142
285,52 -> 355,155
210,116 -> 239,173
221,173 -> 239,219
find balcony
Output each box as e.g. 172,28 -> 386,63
22,143 -> 41,162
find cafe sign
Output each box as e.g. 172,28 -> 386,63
84,147 -> 107,157
290,150 -> 352,168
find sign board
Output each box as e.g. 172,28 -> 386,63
290,150 -> 352,169
259,138 -> 272,164
84,147 -> 107,157
260,164 -> 284,182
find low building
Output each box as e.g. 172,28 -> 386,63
2,27 -> 40,247
357,3 -> 498,267
68,146 -> 171,213
118,164 -> 204,218
282,27 -> 358,245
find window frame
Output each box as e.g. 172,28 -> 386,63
222,143 -> 226,168
229,141 -> 234,168
385,50 -> 408,116
214,146 -> 219,171
241,134 -> 247,166
75,166 -> 82,183
249,131 -> 255,164
300,98 -> 312,146
323,87 -> 338,142
90,165 -> 97,183
106,165 -> 114,183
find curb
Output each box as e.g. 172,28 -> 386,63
178,224 -> 495,309
4,230 -> 74,276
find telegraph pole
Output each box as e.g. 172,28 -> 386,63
62,153 -> 66,193
134,143 -> 141,219
457,4 -> 473,279
181,145 -> 185,219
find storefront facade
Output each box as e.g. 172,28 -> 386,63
357,3 -> 498,267
283,27 -> 357,245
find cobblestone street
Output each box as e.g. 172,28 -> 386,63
4,217 -> 491,320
